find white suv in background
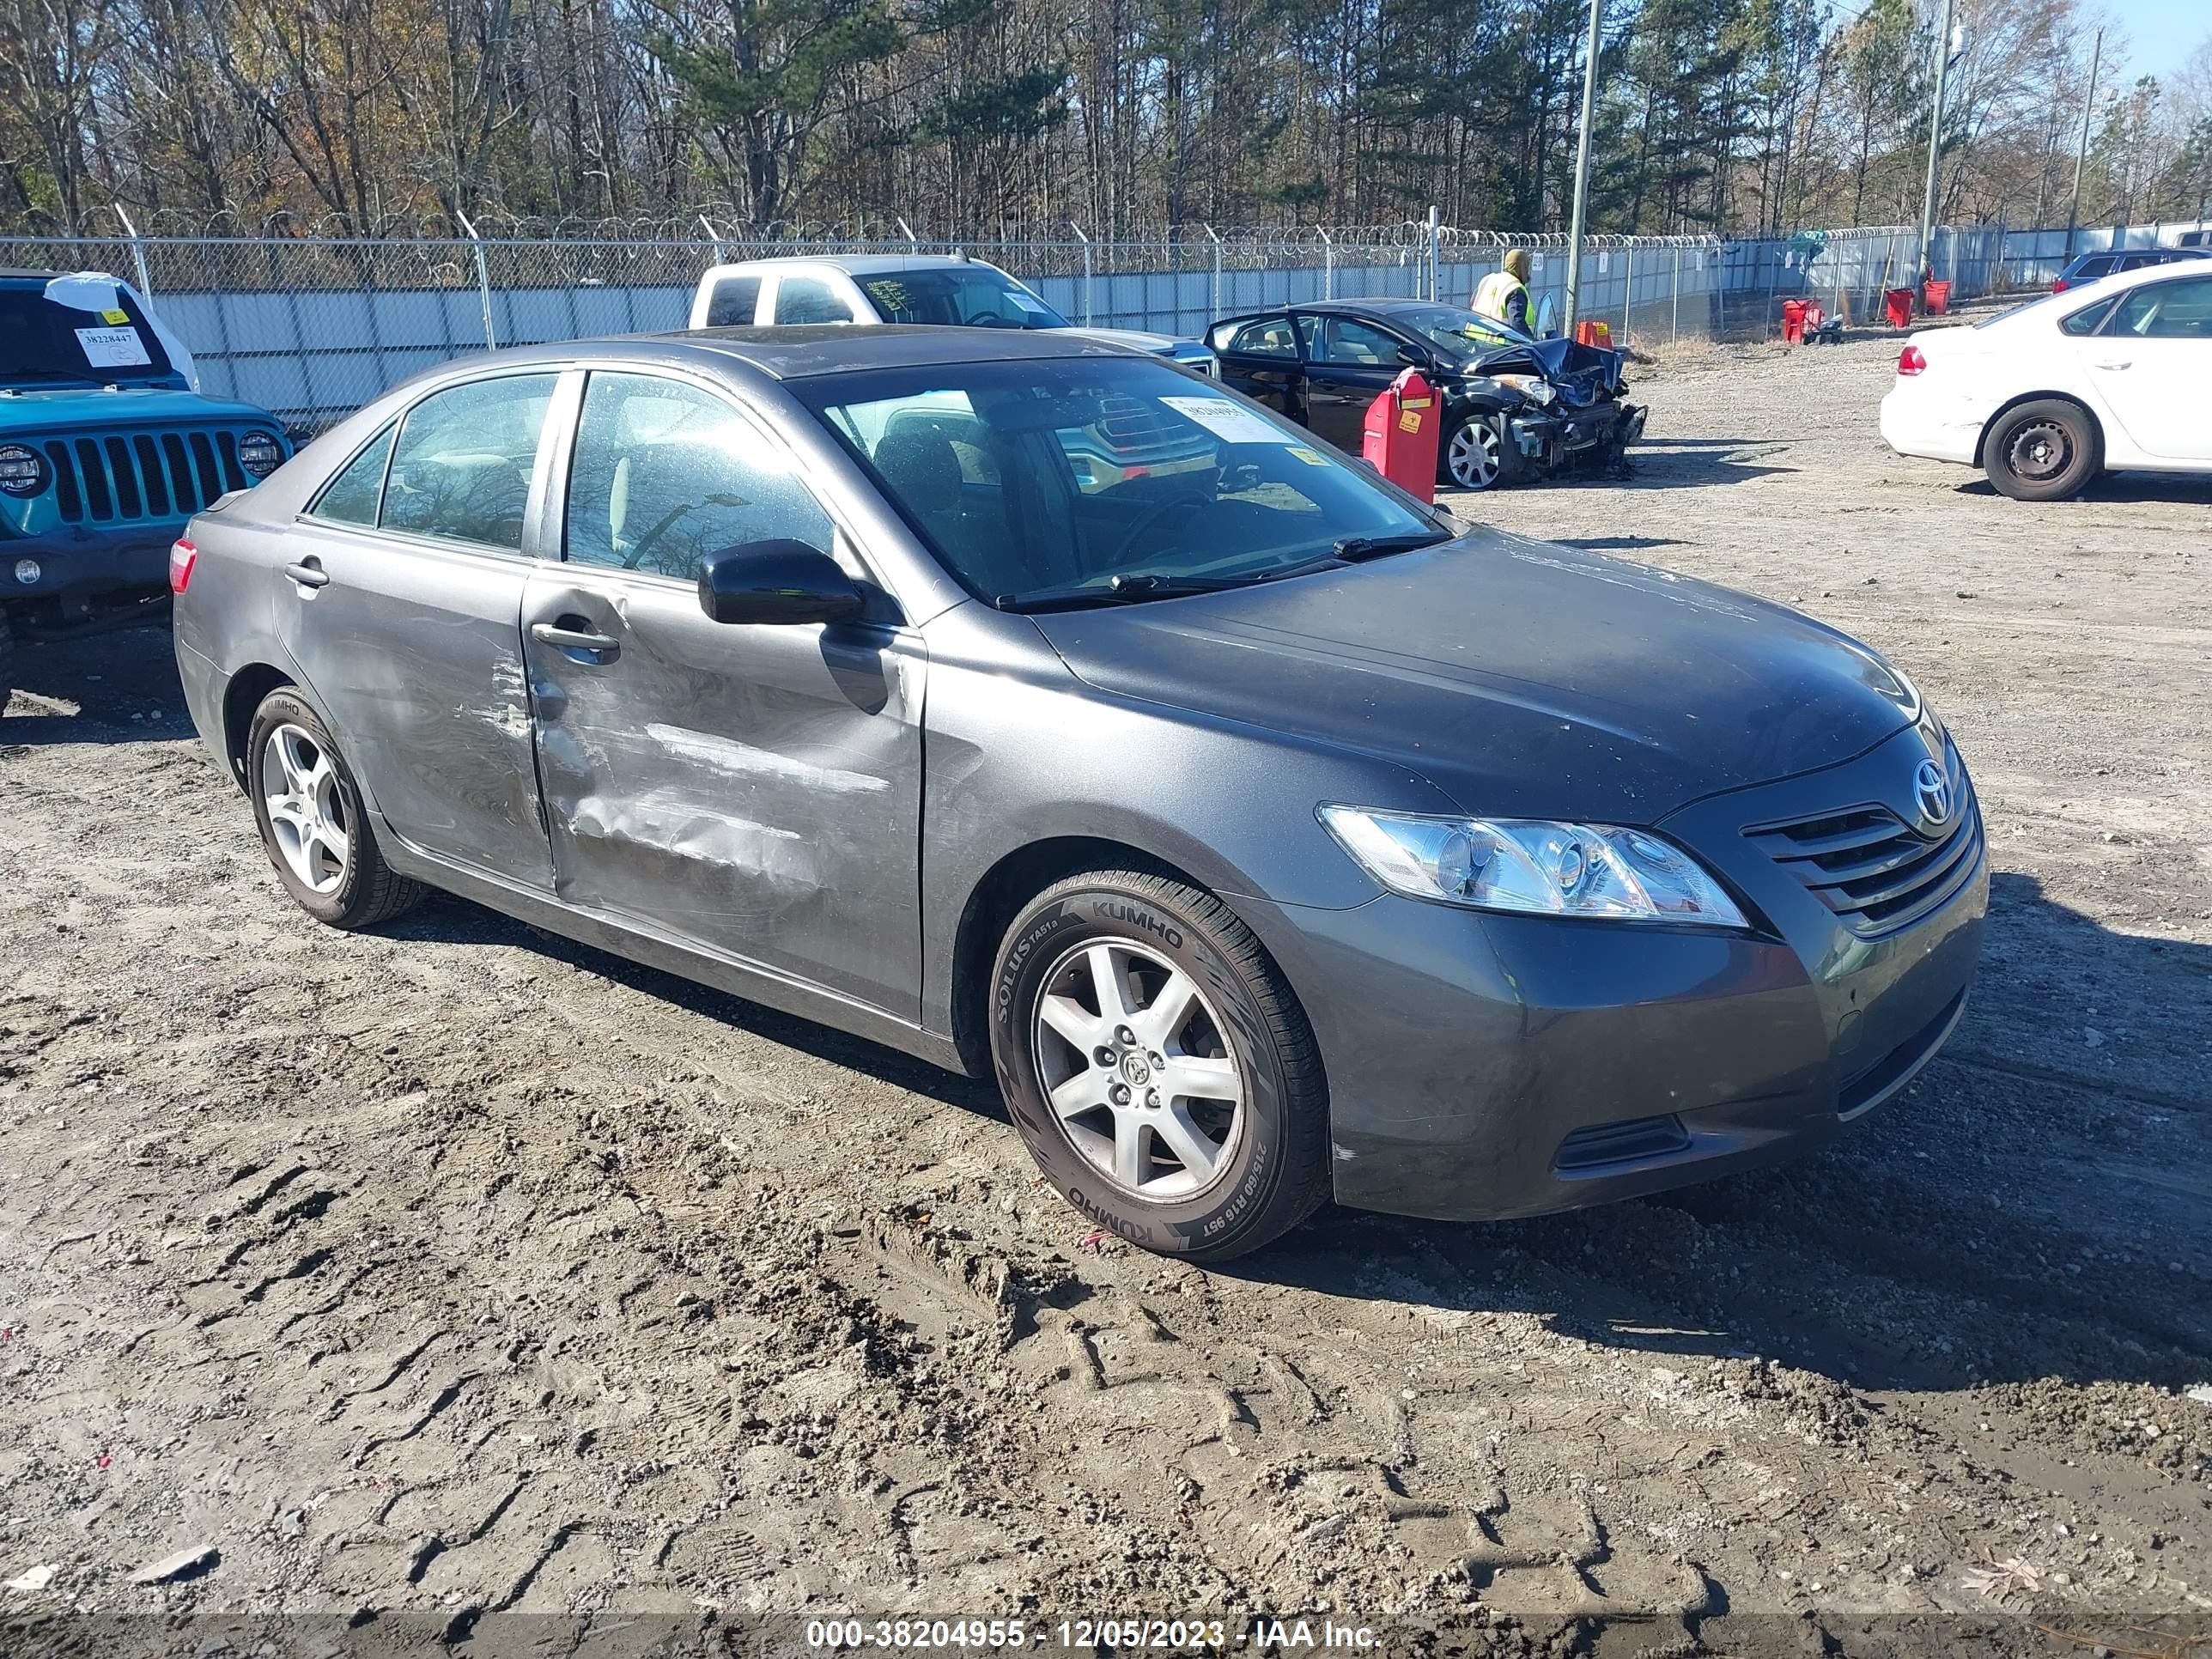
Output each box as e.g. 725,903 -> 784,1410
1880,262 -> 2212,501
689,253 -> 1217,375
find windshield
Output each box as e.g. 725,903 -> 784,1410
0,286 -> 177,386
798,357 -> 1445,607
854,266 -> 1072,331
1389,304 -> 1534,359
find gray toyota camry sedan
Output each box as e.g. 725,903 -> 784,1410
173,327 -> 1985,1261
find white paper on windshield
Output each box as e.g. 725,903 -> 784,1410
1159,395 -> 1294,445
44,273 -> 123,314
76,325 -> 152,368
1008,290 -> 1051,313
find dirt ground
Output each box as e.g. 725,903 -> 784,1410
3,325 -> 2209,1658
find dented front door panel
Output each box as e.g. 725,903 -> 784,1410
520,564 -> 925,1020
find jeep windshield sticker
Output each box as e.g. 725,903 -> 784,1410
1007,290 -> 1051,313
1158,395 -> 1296,446
76,326 -> 153,368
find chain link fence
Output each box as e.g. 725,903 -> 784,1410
0,217 -> 2067,434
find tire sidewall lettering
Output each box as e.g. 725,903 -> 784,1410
988,884 -> 1290,1255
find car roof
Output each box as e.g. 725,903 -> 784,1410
704,253 -> 1006,278
2066,255 -> 2212,295
449,324 -> 1151,382
2071,246 -> 2209,266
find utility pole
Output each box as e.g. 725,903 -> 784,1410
1563,0 -> 1604,336
2063,27 -> 2104,264
1912,0 -> 1959,299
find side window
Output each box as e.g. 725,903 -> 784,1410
704,275 -> 761,327
2060,295 -> 2121,336
380,374 -> 556,551
1227,318 -> 1298,359
2109,276 -> 2212,338
773,277 -> 855,325
309,422 -> 396,525
2078,257 -> 2114,281
1318,318 -> 1404,367
565,372 -> 835,579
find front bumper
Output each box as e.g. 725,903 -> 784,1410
1510,399 -> 1644,467
1,518 -> 183,610
1240,725 -> 1987,1223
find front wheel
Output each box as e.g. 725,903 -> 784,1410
1441,410 -> 1518,490
246,688 -> 425,929
989,871 -> 1330,1261
1984,398 -> 2100,501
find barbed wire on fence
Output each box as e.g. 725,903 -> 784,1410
3,211 -> 2185,439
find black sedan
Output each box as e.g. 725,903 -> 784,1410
1205,298 -> 1645,490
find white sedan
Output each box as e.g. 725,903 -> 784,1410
1880,261 -> 2212,501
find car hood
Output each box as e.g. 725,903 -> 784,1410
1027,530 -> 1917,825
0,385 -> 278,434
1066,325 -> 1188,355
1468,336 -> 1622,402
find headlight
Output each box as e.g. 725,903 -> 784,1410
0,444 -> 48,496
1318,805 -> 1748,927
236,430 -> 284,478
1491,373 -> 1556,406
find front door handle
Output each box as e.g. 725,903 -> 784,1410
530,617 -> 621,662
2094,360 -> 2131,370
283,558 -> 329,590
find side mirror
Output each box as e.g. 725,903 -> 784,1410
1396,343 -> 1428,369
697,539 -> 864,627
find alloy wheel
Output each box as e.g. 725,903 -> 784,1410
1447,416 -> 1504,489
1030,938 -> 1245,1202
259,722 -> 350,895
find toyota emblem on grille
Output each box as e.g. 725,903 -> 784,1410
1913,758 -> 1954,828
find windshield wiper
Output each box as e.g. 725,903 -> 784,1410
995,572 -> 1250,613
1333,530 -> 1453,562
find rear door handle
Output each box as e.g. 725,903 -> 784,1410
2094,360 -> 2132,370
530,618 -> 621,662
283,558 -> 330,589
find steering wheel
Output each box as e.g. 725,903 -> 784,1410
1109,492 -> 1212,567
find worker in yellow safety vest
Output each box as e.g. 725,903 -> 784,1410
1472,247 -> 1532,334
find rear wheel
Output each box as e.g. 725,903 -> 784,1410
246,689 -> 424,929
1984,398 -> 2100,501
989,871 -> 1330,1261
1441,410 -> 1516,490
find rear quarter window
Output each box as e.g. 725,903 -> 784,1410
704,275 -> 760,327
309,423 -> 397,524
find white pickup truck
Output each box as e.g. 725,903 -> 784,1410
689,252 -> 1217,374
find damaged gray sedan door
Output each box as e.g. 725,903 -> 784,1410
520,366 -> 926,1019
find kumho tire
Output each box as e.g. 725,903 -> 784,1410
989,870 -> 1330,1262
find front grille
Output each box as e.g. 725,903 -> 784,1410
1747,750 -> 1982,936
39,428 -> 252,525
1555,1113 -> 1692,1173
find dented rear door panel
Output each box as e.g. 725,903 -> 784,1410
521,564 -> 926,1019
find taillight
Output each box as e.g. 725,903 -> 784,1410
2051,277 -> 2069,293
1897,345 -> 1928,377
168,538 -> 198,593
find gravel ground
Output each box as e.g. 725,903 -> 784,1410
2,327 -> 2209,1657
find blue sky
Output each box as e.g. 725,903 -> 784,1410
2104,0 -> 2208,85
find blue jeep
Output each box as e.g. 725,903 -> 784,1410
0,268 -> 290,679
